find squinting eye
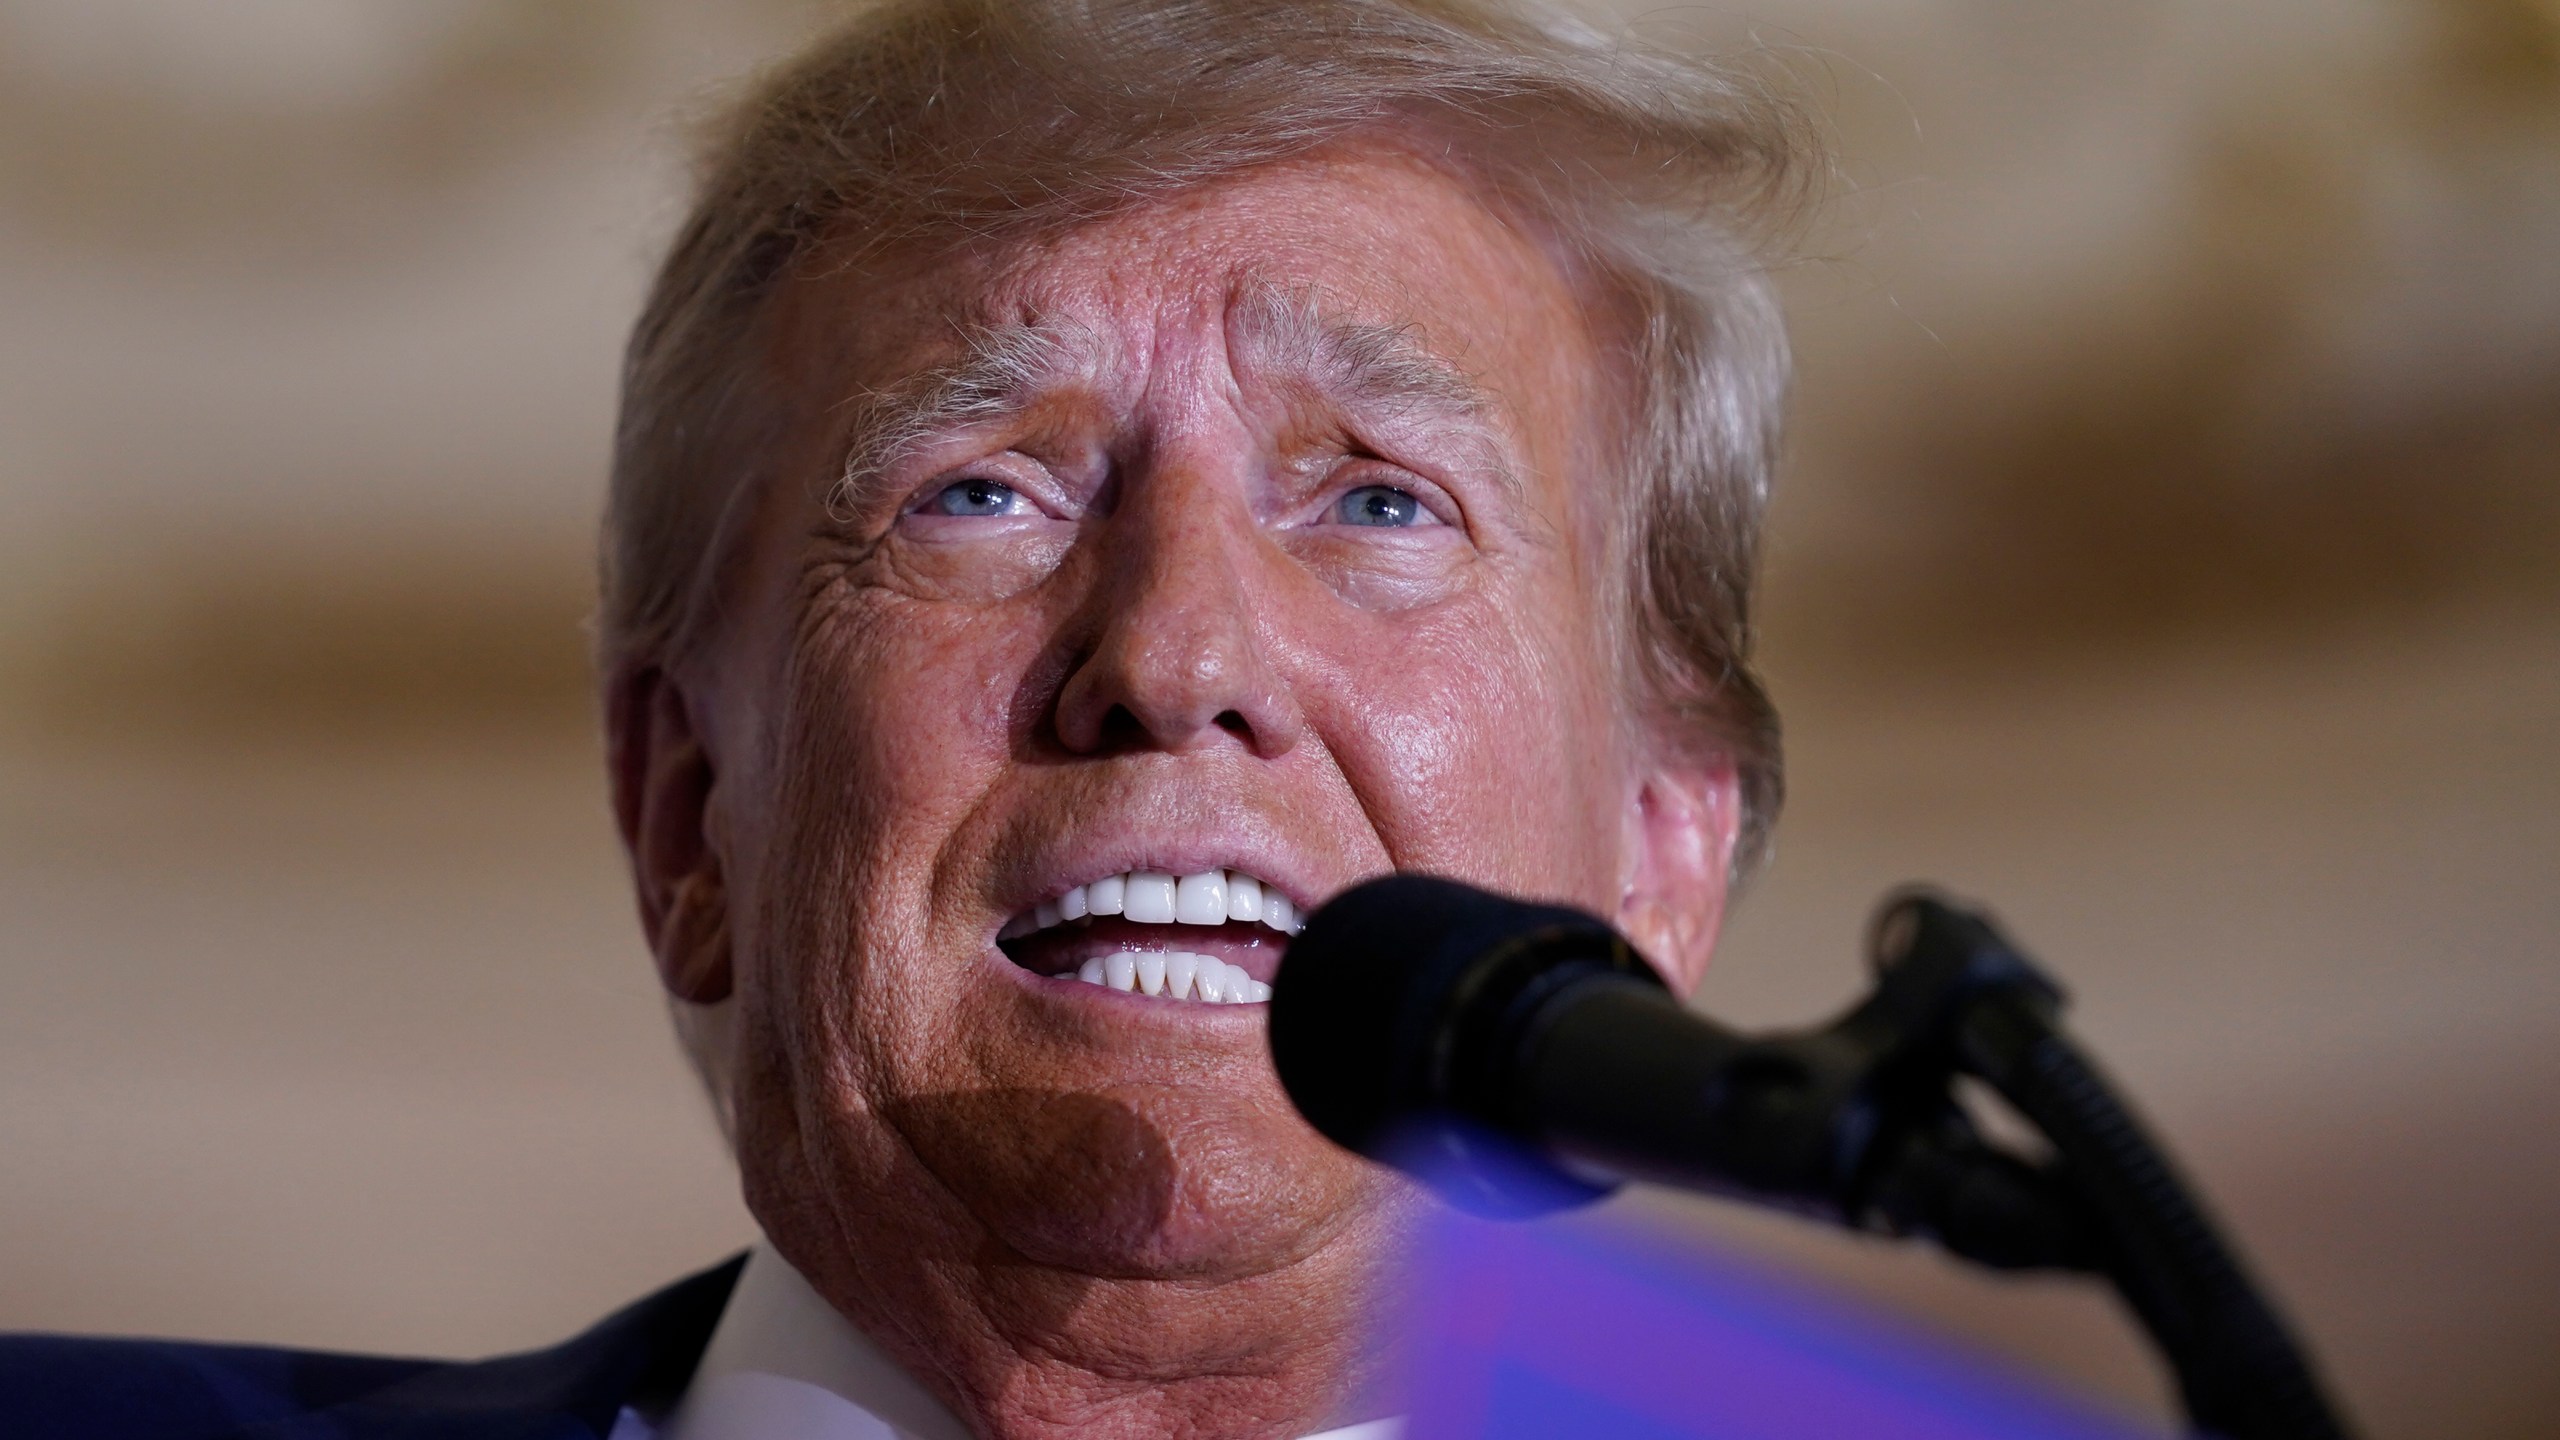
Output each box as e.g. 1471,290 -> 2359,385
1333,484 -> 1426,528
928,477 -> 1031,517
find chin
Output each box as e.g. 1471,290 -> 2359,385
888,1079 -> 1394,1282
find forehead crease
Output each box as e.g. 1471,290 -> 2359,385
1225,280 -> 1488,416
826,244 -> 1533,517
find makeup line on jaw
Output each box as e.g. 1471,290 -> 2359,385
997,867 -> 1306,1005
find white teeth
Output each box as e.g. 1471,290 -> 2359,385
1066,950 -> 1267,1004
1012,869 -> 1302,939
1175,871 -> 1227,924
1123,871 -> 1178,923
1224,872 -> 1263,922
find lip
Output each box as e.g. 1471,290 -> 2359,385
972,799 -> 1369,1013
987,829 -> 1333,939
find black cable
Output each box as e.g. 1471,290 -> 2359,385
1965,1000 -> 2353,1440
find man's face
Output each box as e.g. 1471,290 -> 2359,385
648,143 -> 1736,1400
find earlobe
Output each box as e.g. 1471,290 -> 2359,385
1615,755 -> 1741,998
607,663 -> 736,1005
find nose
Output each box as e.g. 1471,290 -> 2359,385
1052,459 -> 1302,759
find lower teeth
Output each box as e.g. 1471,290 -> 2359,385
1076,951 -> 1270,1004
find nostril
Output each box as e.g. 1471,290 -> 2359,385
1214,709 -> 1251,738
1091,703 -> 1149,751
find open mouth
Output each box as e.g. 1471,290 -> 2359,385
997,869 -> 1302,1005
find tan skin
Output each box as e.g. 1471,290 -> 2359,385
610,142 -> 1742,1439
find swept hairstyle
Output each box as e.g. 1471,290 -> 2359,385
604,0 -> 1813,871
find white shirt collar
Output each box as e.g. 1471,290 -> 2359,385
637,1242 -> 1401,1440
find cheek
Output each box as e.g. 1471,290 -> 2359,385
740,587 -> 1056,1069
788,586 -> 1050,832
1306,589 -> 1623,900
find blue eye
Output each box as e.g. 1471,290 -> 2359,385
929,477 -> 1029,517
1333,485 -> 1424,527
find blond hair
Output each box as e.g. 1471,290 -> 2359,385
604,0 -> 1810,869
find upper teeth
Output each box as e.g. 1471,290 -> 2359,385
1008,869 -> 1301,939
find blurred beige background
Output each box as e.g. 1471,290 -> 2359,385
1,2 -> 2553,1438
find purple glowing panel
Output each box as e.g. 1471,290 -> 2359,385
1402,1211 -> 2172,1440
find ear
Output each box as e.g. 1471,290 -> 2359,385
606,661 -> 735,1005
1613,748 -> 1741,999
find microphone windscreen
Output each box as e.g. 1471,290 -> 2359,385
1270,873 -> 1646,1216
1269,873 -> 1491,1156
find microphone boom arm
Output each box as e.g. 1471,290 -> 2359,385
1270,878 -> 2358,1440
1529,892 -> 2354,1440
1759,895 -> 2350,1439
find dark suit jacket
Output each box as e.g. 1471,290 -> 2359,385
0,1255 -> 745,1440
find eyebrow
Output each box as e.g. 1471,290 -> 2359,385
1228,281 -> 1502,433
1237,287 -> 1526,511
829,315 -> 1100,520
828,282 -> 1518,519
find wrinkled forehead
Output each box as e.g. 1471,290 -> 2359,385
864,276 -> 1491,422
767,144 -> 1614,482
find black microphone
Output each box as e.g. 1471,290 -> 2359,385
1266,872 -> 2080,1262
1267,872 -> 1880,1220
